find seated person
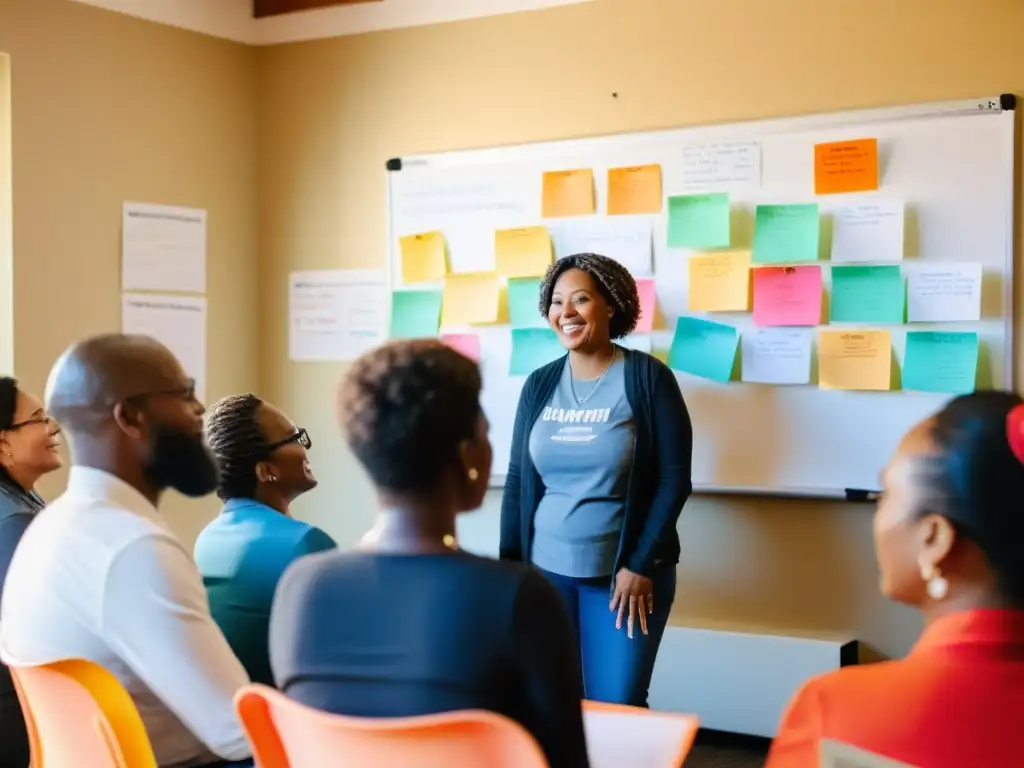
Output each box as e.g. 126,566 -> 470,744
767,391 -> 1024,768
0,335 -> 252,768
196,393 -> 335,686
270,339 -> 590,768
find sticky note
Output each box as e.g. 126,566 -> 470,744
752,266 -> 822,326
495,227 -> 552,279
400,231 -> 447,285
508,278 -> 545,328
441,333 -> 481,363
817,329 -> 891,391
903,331 -> 978,395
390,290 -> 443,339
510,328 -> 564,376
831,200 -> 904,263
688,251 -> 751,312
440,272 -> 501,326
907,263 -> 982,323
542,169 -> 595,218
607,164 -> 663,215
815,138 -> 879,195
741,328 -> 813,385
667,193 -> 731,249
752,204 -> 820,264
635,278 -> 657,332
667,317 -> 739,383
830,265 -> 904,324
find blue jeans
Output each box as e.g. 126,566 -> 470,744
537,566 -> 676,707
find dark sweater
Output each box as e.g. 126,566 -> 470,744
500,346 -> 693,577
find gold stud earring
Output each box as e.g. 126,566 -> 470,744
467,468 -> 479,482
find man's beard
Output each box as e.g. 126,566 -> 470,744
143,424 -> 219,498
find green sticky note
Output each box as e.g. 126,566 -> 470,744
510,328 -> 564,376
667,193 -> 731,249
508,278 -> 546,328
830,265 -> 904,324
903,331 -> 978,394
667,316 -> 739,383
389,289 -> 443,339
752,203 -> 820,264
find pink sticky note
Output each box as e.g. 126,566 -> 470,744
635,279 -> 657,333
441,333 -> 481,362
752,266 -> 822,326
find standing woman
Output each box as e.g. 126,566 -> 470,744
500,253 -> 693,707
0,377 -> 64,768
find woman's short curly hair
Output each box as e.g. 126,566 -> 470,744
537,253 -> 641,339
205,393 -> 268,501
338,339 -> 483,493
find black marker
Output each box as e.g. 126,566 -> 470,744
844,489 -> 880,503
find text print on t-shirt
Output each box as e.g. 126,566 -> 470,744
539,406 -> 611,443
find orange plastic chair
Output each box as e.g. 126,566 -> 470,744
10,658 -> 158,768
581,699 -> 699,767
234,683 -> 549,767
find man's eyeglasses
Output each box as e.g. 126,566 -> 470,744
268,428 -> 311,452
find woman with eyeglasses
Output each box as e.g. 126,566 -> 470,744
0,376 -> 63,768
194,393 -> 336,687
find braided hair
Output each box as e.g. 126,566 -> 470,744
204,393 -> 268,501
537,253 -> 641,339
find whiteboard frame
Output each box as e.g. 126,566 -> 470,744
384,95 -> 1017,501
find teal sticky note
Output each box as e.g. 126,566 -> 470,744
508,278 -> 546,328
510,328 -> 564,375
667,316 -> 739,383
903,331 -> 978,394
830,265 -> 904,324
667,193 -> 731,249
752,203 -> 820,264
389,289 -> 443,339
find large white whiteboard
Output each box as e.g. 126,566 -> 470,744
385,96 -> 1016,499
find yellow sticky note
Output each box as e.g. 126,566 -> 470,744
400,231 -> 447,284
495,227 -> 552,279
688,251 -> 751,312
441,272 -> 501,326
818,330 -> 892,391
542,169 -> 595,218
607,164 -> 663,215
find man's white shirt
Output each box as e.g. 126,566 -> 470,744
0,466 -> 251,767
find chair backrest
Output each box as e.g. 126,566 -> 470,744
10,659 -> 158,768
235,684 -> 549,768
581,699 -> 699,768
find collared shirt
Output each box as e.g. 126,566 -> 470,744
194,498 -> 335,686
766,608 -> 1024,767
0,466 -> 251,768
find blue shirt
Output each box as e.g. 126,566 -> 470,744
194,499 -> 336,686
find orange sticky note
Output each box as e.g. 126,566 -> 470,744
542,169 -> 595,218
440,272 -> 501,326
814,138 -> 879,195
818,329 -> 891,391
400,231 -> 447,284
635,279 -> 657,332
495,227 -> 552,279
688,251 -> 751,312
607,164 -> 663,215
752,265 -> 823,326
441,333 -> 481,362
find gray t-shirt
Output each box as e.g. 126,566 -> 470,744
528,354 -> 635,578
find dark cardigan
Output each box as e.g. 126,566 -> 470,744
499,346 -> 693,577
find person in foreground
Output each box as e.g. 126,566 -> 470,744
500,252 -> 692,707
195,393 -> 335,686
766,390 -> 1024,768
270,339 -> 590,768
0,377 -> 63,768
0,335 -> 253,768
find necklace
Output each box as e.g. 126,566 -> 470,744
568,348 -> 617,406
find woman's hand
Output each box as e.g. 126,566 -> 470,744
609,568 -> 655,639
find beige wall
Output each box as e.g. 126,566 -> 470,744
255,0 -> 1024,660
0,0 -> 259,543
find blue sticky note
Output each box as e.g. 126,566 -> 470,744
390,290 -> 443,339
668,316 -> 739,383
510,328 -> 564,376
508,278 -> 546,328
903,331 -> 978,394
752,203 -> 820,264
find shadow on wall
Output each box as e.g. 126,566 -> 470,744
0,53 -> 12,374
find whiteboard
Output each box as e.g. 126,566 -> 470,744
385,96 -> 1016,499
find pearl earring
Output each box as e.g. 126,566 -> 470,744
467,468 -> 479,482
268,475 -> 278,483
921,563 -> 949,601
